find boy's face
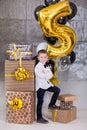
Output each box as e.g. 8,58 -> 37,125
38,53 -> 48,64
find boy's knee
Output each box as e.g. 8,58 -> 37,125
55,86 -> 61,94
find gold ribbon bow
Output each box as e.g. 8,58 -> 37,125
15,67 -> 31,81
6,43 -> 32,60
8,97 -> 23,110
6,43 -> 20,60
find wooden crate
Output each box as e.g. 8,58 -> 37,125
6,91 -> 35,124
52,106 -> 77,123
5,60 -> 35,91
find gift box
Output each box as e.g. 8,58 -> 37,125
58,94 -> 78,102
60,101 -> 73,110
6,91 -> 35,124
5,60 -> 35,91
52,106 -> 77,123
7,44 -> 33,60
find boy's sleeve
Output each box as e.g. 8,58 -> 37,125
45,67 -> 53,80
35,65 -> 53,79
35,65 -> 47,78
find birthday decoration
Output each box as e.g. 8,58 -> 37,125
7,43 -> 32,60
57,56 -> 71,71
8,97 -> 23,110
44,0 -> 60,6
34,5 -> 45,21
44,59 -> 60,85
6,91 -> 35,123
50,67 -> 60,85
5,44 -> 35,124
67,2 -> 77,20
6,43 -> 20,60
6,43 -> 33,81
68,51 -> 76,64
38,0 -> 76,58
15,67 -> 31,81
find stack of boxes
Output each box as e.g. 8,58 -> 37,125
5,44 -> 35,124
51,94 -> 78,123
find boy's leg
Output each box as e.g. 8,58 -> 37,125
47,86 -> 60,107
37,88 -> 45,120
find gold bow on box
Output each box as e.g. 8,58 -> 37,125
6,43 -> 32,61
8,97 -> 23,110
6,43 -> 33,81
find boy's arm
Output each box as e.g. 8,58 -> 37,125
35,65 -> 47,78
45,67 -> 53,80
35,65 -> 53,79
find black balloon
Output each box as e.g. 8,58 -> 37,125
58,16 -> 68,24
34,5 -> 45,21
68,2 -> 77,20
44,35 -> 57,45
44,0 -> 60,6
68,51 -> 76,64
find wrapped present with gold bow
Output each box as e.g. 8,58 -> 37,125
6,91 -> 35,124
51,106 -> 77,123
6,43 -> 33,60
5,60 -> 35,91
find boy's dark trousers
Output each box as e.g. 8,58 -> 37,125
37,86 -> 60,120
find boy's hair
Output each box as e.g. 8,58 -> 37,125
38,49 -> 48,56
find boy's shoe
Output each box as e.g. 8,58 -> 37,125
48,105 -> 59,109
37,117 -> 49,124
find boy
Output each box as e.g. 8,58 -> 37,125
35,50 -> 60,124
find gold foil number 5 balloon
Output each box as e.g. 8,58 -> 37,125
38,0 -> 76,58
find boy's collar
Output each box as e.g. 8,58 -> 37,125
39,62 -> 45,65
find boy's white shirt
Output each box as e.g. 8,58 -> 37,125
35,62 -> 54,91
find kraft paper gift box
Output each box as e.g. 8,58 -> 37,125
58,94 -> 78,102
52,106 -> 77,123
5,60 -> 35,91
8,44 -> 33,60
6,91 -> 35,124
60,101 -> 73,109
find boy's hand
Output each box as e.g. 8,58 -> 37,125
42,70 -> 45,73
